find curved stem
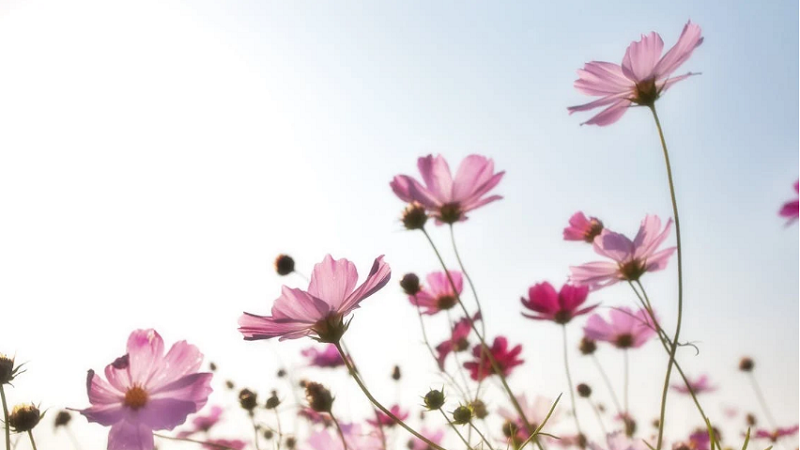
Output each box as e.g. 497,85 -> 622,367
334,342 -> 448,450
590,355 -> 622,416
341,340 -> 388,449
414,300 -> 469,399
649,105 -> 684,450
331,413 -> 350,450
748,373 -> 778,429
439,409 -> 471,449
470,422 -> 494,450
421,228 -> 534,435
0,385 -> 9,450
449,225 -> 486,337
561,326 -> 584,445
154,433 -> 239,450
27,431 -> 37,450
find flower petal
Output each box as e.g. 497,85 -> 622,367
126,329 -> 166,387
621,32 -> 664,82
580,99 -> 632,126
417,155 -> 454,203
108,421 -> 155,450
653,21 -> 704,78
340,255 -> 392,313
307,255 -> 359,309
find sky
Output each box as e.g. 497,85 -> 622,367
0,0 -> 797,448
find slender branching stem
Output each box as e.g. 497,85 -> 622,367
449,225 -> 486,337
330,413 -> 350,450
0,385 -> 9,450
590,355 -> 622,416
748,373 -> 778,429
414,299 -> 470,399
439,409 -> 471,449
470,422 -> 494,450
27,431 -> 37,450
561,326 -> 584,445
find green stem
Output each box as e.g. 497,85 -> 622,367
588,400 -> 608,437
561,326 -> 584,445
649,105 -> 684,450
624,349 -> 629,417
250,414 -> 261,450
154,433 -> 239,450
341,340 -> 388,449
0,385 -> 9,450
439,409 -> 471,449
27,431 -> 37,450
449,225 -> 486,337
590,355 -> 623,416
748,373 -> 778,429
331,413 -> 349,450
273,409 -> 283,450
334,342 -> 448,450
470,422 -> 494,450
421,228 -> 535,435
414,300 -> 469,399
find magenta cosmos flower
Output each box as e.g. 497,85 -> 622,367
499,394 -> 561,442
520,282 -> 597,324
570,215 -> 676,289
366,405 -> 409,428
584,307 -> 656,349
409,427 -> 445,450
410,270 -> 463,315
79,329 -> 213,450
564,212 -> 604,243
671,374 -> 716,395
435,313 -> 481,370
568,20 -> 703,126
463,337 -> 524,381
238,255 -> 391,343
755,426 -> 800,443
301,344 -> 347,368
390,154 -> 505,224
204,439 -> 247,450
779,180 -> 799,225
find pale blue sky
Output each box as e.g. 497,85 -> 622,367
0,0 -> 796,448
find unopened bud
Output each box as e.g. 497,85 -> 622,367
451,405 -> 472,425
305,382 -> 334,413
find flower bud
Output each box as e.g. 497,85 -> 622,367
277,369 -> 287,378
9,404 -> 41,432
502,420 -> 519,438
402,203 -> 428,230
469,399 -> 488,419
0,354 -> 21,385
238,389 -> 258,412
391,365 -> 401,381
225,380 -> 235,390
423,389 -> 445,410
286,437 -> 297,449
739,357 -> 754,372
54,411 -> 72,429
305,382 -> 334,413
746,413 -> 756,426
451,405 -> 472,425
579,337 -> 596,355
266,391 -> 281,410
264,430 -> 274,440
274,254 -> 295,276
400,274 -> 421,296
577,383 -> 592,398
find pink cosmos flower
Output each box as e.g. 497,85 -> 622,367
584,307 -> 657,349
204,439 -> 247,450
410,271 -> 463,315
568,20 -> 703,126
671,374 -> 716,395
177,405 -> 223,438
307,424 -> 382,450
779,180 -> 799,225
390,154 -> 505,224
570,215 -> 676,290
79,329 -> 213,450
366,405 -> 409,428
434,313 -> 481,370
301,345 -> 347,368
238,255 -> 391,343
520,282 -> 598,324
687,430 -> 712,450
463,337 -> 524,381
409,427 -> 446,450
755,426 -> 800,442
298,407 -> 333,427
498,394 -> 561,442
564,212 -> 604,243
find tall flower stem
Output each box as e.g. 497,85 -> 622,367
330,413 -> 350,450
748,373 -> 778,429
250,414 -> 262,450
0,385 -> 9,450
341,340 -> 388,449
590,355 -> 623,416
470,422 -> 494,450
273,409 -> 283,450
439,409 -> 471,448
413,301 -> 469,399
588,400 -> 608,436
624,350 -> 629,417
26,431 -> 37,450
449,225 -> 486,337
561,326 -> 584,445
421,228 -> 534,435
649,104 -> 684,450
334,342 -> 448,450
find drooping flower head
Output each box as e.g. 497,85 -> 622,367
498,394 -> 561,444
239,255 -> 391,343
463,337 -> 524,381
584,307 -> 656,349
671,374 -> 716,395
435,313 -> 481,370
79,329 -> 213,450
564,212 -> 604,243
390,154 -> 505,224
754,426 -> 800,443
408,427 -> 446,450
366,405 -> 409,428
410,271 -> 463,315
779,180 -> 799,225
570,215 -> 676,290
568,20 -> 703,126
520,282 -> 598,324
301,345 -> 347,368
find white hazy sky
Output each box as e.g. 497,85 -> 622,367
0,1 -> 797,449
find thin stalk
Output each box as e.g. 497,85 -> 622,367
154,433 -> 239,450
590,355 -> 622,416
334,342 -> 448,450
470,422 -> 494,450
445,309 -> 473,399
748,373 -> 778,429
649,104 -> 684,450
331,414 -> 350,450
0,385 -> 9,450
561,326 -> 584,445
518,394 -> 562,450
414,301 -> 469,399
624,350 -> 629,417
341,340 -> 388,449
439,409 -> 471,449
449,224 -> 486,337
250,414 -> 261,450
273,409 -> 283,450
26,431 -> 36,450
588,400 -> 608,437
421,228 -> 534,435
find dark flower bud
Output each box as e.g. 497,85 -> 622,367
0,354 -> 22,385
739,357 -> 754,372
277,369 -> 287,378
579,337 -> 597,355
239,389 -> 258,412
652,419 -> 660,428
9,404 -> 41,432
54,411 -> 72,429
266,391 -> 281,410
502,420 -> 518,438
423,389 -> 445,410
305,382 -> 334,413
299,380 -> 308,388
469,400 -> 488,419
746,413 -> 756,426
400,274 -> 421,296
451,405 -> 473,425
274,254 -> 295,276
225,380 -> 235,390
402,203 -> 428,230
577,383 -> 592,398
624,417 -> 636,437
578,434 -> 587,448
209,362 -> 217,371
391,365 -> 401,381
264,430 -> 274,440
285,437 -> 297,449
